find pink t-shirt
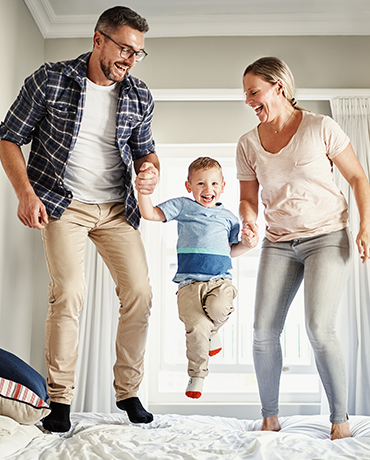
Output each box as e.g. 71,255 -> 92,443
236,111 -> 350,242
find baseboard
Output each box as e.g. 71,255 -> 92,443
149,402 -> 321,420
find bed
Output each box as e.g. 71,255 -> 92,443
1,349 -> 369,459
2,411 -> 370,459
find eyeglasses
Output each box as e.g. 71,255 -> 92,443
99,31 -> 148,62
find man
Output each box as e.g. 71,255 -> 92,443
0,6 -> 158,432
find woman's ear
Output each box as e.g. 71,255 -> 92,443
276,80 -> 284,95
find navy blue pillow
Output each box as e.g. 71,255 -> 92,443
0,349 -> 48,402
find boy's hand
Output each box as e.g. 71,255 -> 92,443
135,162 -> 159,195
242,222 -> 259,248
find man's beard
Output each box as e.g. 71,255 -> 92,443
100,59 -> 129,83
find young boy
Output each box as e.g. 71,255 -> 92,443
136,157 -> 251,398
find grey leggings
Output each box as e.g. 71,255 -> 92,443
253,228 -> 352,424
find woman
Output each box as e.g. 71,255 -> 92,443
236,56 -> 370,440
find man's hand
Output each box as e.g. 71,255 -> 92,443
135,161 -> 159,195
0,140 -> 48,230
17,190 -> 49,230
241,222 -> 259,249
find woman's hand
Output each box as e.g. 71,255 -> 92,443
356,224 -> 370,263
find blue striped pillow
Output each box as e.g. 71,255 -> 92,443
0,349 -> 48,402
0,377 -> 50,425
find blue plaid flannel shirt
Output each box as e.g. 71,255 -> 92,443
0,52 -> 156,229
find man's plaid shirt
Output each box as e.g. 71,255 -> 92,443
0,52 -> 156,229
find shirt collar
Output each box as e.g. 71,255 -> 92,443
62,52 -> 132,91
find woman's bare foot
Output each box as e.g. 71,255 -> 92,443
331,421 -> 352,440
261,415 -> 281,432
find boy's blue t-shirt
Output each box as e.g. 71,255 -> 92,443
157,197 -> 240,284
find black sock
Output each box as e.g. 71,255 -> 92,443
42,401 -> 71,432
116,397 -> 153,424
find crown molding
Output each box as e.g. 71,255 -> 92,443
25,0 -> 95,38
151,88 -> 370,102
25,0 -> 370,39
146,12 -> 370,38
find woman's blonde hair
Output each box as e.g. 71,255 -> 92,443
243,57 -> 306,111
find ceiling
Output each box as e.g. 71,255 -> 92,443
25,0 -> 370,39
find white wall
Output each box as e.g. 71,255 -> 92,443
0,0 -> 48,374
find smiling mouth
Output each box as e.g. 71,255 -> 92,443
115,62 -> 129,73
255,105 -> 263,115
202,195 -> 215,203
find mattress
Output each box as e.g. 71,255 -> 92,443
2,412 -> 370,459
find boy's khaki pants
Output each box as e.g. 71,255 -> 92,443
177,278 -> 237,378
41,200 -> 152,404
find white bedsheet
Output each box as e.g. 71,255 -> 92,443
0,416 -> 42,459
4,412 -> 370,459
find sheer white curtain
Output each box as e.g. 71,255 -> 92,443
71,234 -> 150,414
70,238 -> 119,413
329,97 -> 370,416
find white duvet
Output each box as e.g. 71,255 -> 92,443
2,412 -> 370,459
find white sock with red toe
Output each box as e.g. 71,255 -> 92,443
209,332 -> 222,356
185,377 -> 204,399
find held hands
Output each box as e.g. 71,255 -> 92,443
135,162 -> 159,195
241,221 -> 259,249
17,191 -> 48,230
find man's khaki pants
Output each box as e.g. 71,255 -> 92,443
41,200 -> 152,404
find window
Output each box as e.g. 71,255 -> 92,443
143,145 -> 320,412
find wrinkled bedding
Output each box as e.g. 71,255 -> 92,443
3,412 -> 370,459
0,415 -> 42,459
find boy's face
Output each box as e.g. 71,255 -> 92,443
185,167 -> 225,208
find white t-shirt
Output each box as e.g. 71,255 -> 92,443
64,78 -> 126,204
236,111 -> 350,242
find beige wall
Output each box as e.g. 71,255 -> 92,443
0,0 -> 44,118
45,35 -> 369,143
45,35 -> 370,89
0,0 -> 48,372
135,35 -> 370,89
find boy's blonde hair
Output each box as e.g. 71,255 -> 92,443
187,157 -> 223,180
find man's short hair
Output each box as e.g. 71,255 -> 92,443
95,6 -> 149,34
